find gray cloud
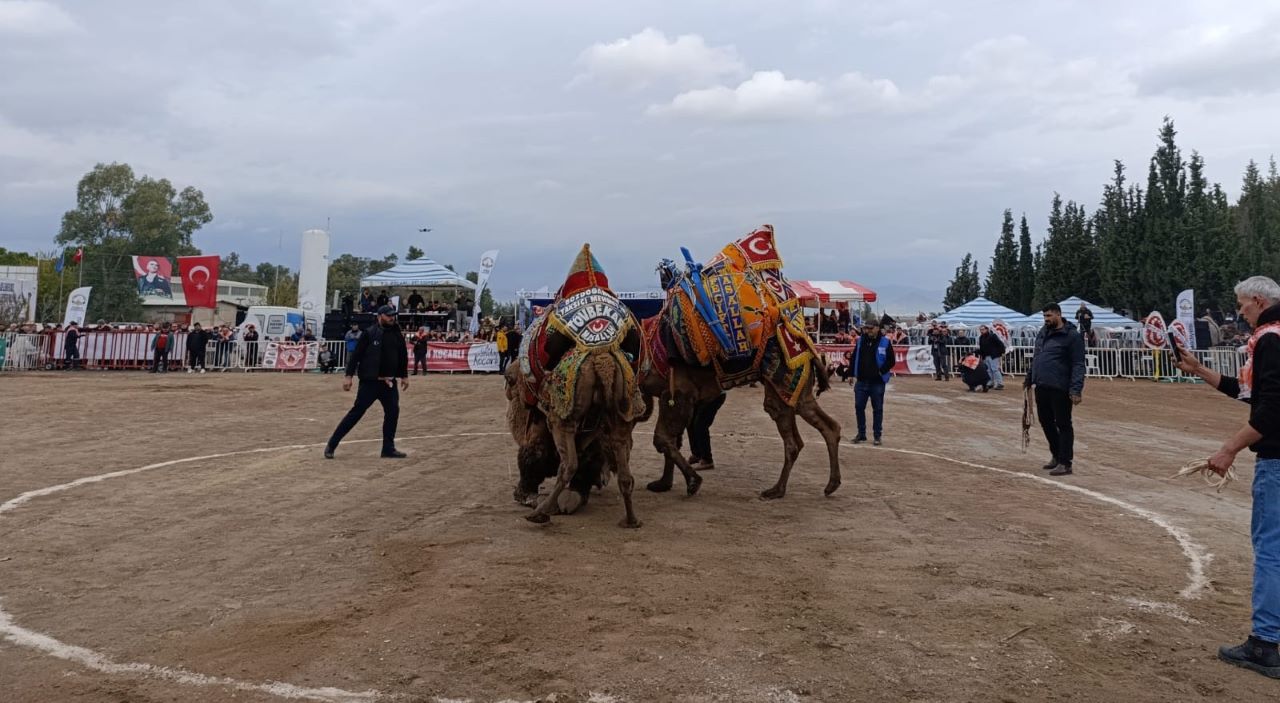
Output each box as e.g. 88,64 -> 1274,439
1,1 -> 1279,309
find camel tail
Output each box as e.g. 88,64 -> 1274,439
589,350 -> 630,418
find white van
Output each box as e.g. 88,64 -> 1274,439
239,306 -> 321,341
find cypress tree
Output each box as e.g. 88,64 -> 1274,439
984,209 -> 1020,308
1017,213 -> 1034,313
943,253 -> 981,311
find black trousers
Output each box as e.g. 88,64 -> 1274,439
188,348 -> 206,369
328,380 -> 400,454
245,342 -> 258,368
152,348 -> 169,371
932,349 -> 950,379
1035,386 -> 1075,464
687,393 -> 727,462
65,346 -> 79,368
413,351 -> 426,375
498,351 -> 511,373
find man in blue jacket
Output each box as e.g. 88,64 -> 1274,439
850,319 -> 896,446
1025,302 -> 1086,476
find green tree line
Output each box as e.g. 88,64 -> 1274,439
945,117 -> 1280,318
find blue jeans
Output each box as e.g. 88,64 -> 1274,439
1253,458 -> 1280,642
854,381 -> 885,439
985,356 -> 1003,388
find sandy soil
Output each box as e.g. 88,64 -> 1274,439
0,370 -> 1273,702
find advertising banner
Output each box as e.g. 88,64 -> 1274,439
262,341 -> 318,370
1176,289 -> 1197,349
63,286 -> 91,325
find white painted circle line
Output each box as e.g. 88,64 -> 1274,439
0,432 -> 511,703
835,442 -> 1212,600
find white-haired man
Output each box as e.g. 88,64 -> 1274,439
1175,275 -> 1280,679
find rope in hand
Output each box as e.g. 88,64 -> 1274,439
1021,386 -> 1034,453
1171,458 -> 1237,493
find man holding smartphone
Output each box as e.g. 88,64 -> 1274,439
1174,276 -> 1280,679
325,305 -> 409,459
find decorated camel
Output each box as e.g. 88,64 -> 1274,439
637,225 -> 843,500
505,244 -> 649,528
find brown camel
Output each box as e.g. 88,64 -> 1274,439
508,244 -> 648,528
640,353 -> 842,501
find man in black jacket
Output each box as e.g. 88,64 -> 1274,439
977,324 -> 1006,390
927,322 -> 951,381
185,322 -> 209,373
1025,302 -> 1086,476
325,305 -> 409,459
1174,275 -> 1280,679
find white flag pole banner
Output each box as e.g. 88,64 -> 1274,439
469,249 -> 500,335
390,295 -> 401,311
1176,289 -> 1197,350
63,286 -> 91,325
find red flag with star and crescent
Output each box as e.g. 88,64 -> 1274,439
179,255 -> 220,308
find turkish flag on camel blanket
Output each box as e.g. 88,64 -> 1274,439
179,255 -> 220,308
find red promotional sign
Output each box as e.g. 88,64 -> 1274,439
179,255 -> 220,308
425,342 -> 472,371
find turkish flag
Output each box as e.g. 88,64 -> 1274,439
179,255 -> 220,308
72,247 -> 83,263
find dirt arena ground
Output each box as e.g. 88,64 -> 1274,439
0,370 -> 1274,702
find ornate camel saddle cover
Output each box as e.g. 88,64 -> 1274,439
656,225 -> 818,406
518,245 -> 643,419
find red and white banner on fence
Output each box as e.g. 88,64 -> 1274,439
421,341 -> 500,372
815,344 -> 937,375
262,341 -> 318,370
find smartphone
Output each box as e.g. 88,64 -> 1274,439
1168,336 -> 1183,361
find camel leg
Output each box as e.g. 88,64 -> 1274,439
648,399 -> 703,495
798,394 -> 843,496
527,422 -> 579,524
612,432 -> 642,528
760,390 -> 801,500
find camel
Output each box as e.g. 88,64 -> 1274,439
638,227 -> 843,500
639,337 -> 842,501
506,245 -> 649,528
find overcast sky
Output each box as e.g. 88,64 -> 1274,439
2,0 -> 1278,310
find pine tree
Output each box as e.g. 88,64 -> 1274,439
984,209 -> 1020,308
1017,213 -> 1034,313
942,253 -> 981,311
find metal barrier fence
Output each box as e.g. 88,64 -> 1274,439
939,344 -> 1244,382
3,330 -> 1247,381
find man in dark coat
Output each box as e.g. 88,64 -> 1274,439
325,305 -> 409,459
1025,303 -> 1086,476
977,324 -> 1007,390
185,322 -> 210,373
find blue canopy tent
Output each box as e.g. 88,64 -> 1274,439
1024,296 -> 1140,329
931,297 -> 1033,328
359,258 -> 476,290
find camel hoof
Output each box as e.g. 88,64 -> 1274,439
557,491 -> 586,515
619,518 -> 643,529
647,480 -> 673,493
823,479 -> 841,496
525,512 -> 551,524
760,487 -> 786,500
686,473 -> 703,496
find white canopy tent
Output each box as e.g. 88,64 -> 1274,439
930,297 -> 1033,328
360,258 -> 476,289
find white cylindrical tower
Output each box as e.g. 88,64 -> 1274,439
297,229 -> 330,315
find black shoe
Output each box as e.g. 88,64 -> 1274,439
1219,636 -> 1280,679
850,435 -> 867,444
381,450 -> 407,458
1049,464 -> 1073,476
1041,459 -> 1059,471
323,446 -> 335,459
873,438 -> 882,446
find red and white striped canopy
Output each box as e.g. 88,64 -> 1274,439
790,279 -> 877,305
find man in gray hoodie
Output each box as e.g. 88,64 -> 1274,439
1025,302 -> 1086,476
